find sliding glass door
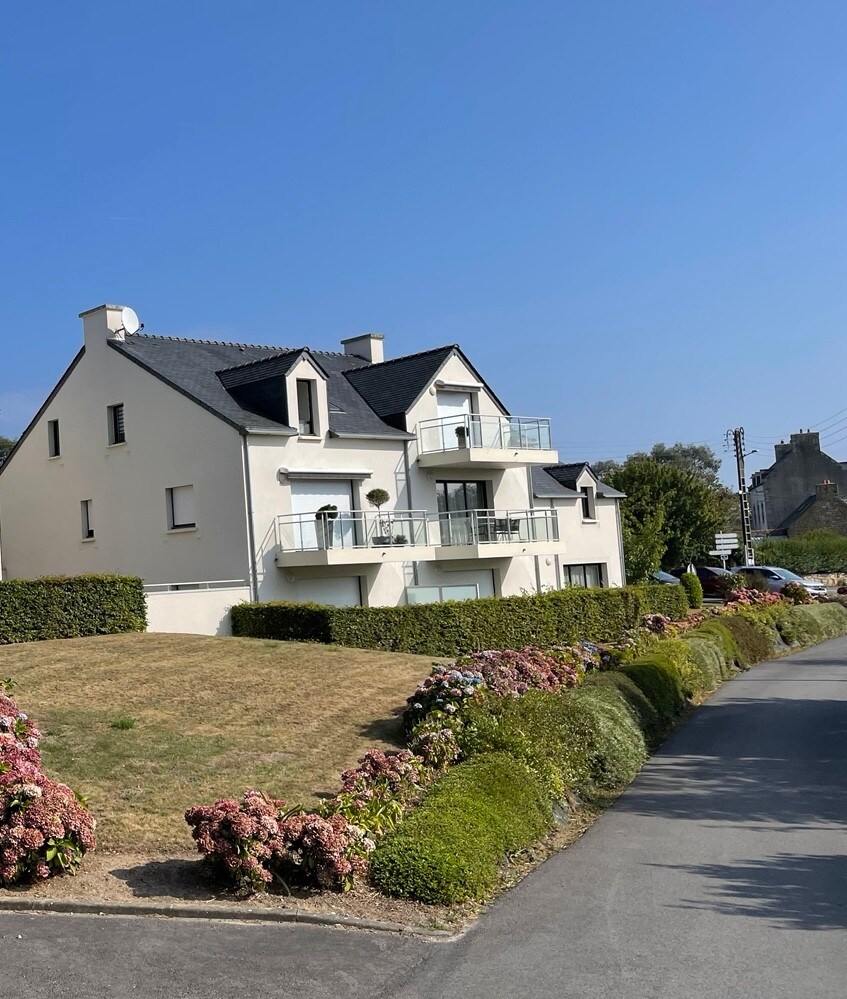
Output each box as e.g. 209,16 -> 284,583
436,481 -> 488,545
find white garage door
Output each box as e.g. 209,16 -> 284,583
290,480 -> 353,549
298,576 -> 361,607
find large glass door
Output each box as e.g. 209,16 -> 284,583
436,481 -> 488,545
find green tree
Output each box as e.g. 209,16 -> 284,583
0,436 -> 15,461
607,457 -> 726,575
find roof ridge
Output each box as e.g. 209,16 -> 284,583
348,344 -> 458,370
128,332 -> 368,360
216,349 -> 302,374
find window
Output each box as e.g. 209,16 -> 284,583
563,563 -> 604,588
167,485 -> 196,529
81,500 -> 94,539
108,404 -> 126,445
580,486 -> 596,520
48,420 -> 60,457
297,380 -> 316,435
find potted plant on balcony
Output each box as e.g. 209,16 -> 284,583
315,504 -> 338,549
365,488 -> 392,546
392,533 -> 408,546
455,424 -> 468,448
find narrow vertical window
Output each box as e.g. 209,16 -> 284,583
297,380 -> 315,435
81,499 -> 94,539
108,404 -> 126,445
167,485 -> 196,529
580,486 -> 595,520
48,419 -> 61,457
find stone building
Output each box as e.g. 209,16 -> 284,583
749,431 -> 847,535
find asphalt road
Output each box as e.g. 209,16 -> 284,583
3,637 -> 846,998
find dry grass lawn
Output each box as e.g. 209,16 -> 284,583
0,633 -> 437,853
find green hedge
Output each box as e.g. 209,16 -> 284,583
755,532 -> 847,576
619,653 -> 686,725
776,602 -> 847,646
0,575 -> 146,644
369,752 -> 552,904
231,584 -> 690,656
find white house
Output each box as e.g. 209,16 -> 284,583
0,304 -> 626,635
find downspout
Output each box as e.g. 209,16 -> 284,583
526,466 -> 542,594
241,433 -> 259,602
403,440 -> 419,585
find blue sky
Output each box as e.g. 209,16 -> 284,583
2,2 -> 846,480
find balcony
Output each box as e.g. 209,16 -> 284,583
275,510 -> 434,567
432,508 -> 561,560
416,415 -> 558,468
275,507 -> 562,567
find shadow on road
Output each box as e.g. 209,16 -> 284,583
655,853 -> 847,930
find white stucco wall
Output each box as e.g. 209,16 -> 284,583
145,585 -> 252,636
0,306 -> 250,587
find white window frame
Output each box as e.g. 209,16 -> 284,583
166,485 -> 196,530
296,379 -> 317,436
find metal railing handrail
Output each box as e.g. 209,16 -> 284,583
276,509 -> 431,552
430,507 -> 559,545
417,414 -> 553,454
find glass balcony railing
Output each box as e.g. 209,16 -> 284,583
417,414 -> 553,454
276,510 -> 429,552
432,508 -> 559,547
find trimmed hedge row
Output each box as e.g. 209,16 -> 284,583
372,602 -> 847,903
231,584 -> 690,656
369,752 -> 552,904
0,575 -> 147,644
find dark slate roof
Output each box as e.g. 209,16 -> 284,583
344,345 -> 458,430
542,462 -> 626,499
771,495 -> 816,534
109,335 -> 413,438
531,466 -> 580,498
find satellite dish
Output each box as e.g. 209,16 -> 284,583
120,307 -> 141,335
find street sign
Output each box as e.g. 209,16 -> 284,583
715,533 -> 739,544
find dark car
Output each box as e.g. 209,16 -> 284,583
669,565 -> 733,597
650,570 -> 681,585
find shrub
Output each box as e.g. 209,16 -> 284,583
619,653 -> 686,723
733,570 -> 772,595
776,603 -> 847,646
683,636 -> 727,691
0,575 -> 146,645
686,619 -> 742,670
582,671 -> 664,745
0,771 -> 97,885
679,572 -> 703,609
719,615 -> 775,667
184,790 -> 375,893
369,753 -> 552,904
231,584 -> 689,656
782,581 -> 812,605
326,750 -> 429,837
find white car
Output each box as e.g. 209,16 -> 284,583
730,565 -> 827,598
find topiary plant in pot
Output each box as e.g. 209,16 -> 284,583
366,488 -> 392,545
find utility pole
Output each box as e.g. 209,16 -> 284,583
727,427 -> 755,567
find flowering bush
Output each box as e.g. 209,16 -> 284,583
725,587 -> 783,607
185,790 -> 375,894
1,771 -> 96,885
0,694 -> 41,749
404,666 -> 485,730
641,613 -> 673,635
408,714 -> 463,770
328,749 -> 429,836
0,687 -> 95,886
185,789 -> 291,892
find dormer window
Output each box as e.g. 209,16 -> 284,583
297,380 -> 317,436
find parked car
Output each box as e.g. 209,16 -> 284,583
669,565 -> 733,597
730,565 -> 827,598
650,570 -> 681,585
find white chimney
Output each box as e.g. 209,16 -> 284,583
340,332 -> 385,364
79,304 -> 131,349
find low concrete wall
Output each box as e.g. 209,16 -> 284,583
145,586 -> 251,637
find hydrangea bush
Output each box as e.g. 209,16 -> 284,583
0,688 -> 96,886
328,749 -> 429,836
185,790 -> 374,893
